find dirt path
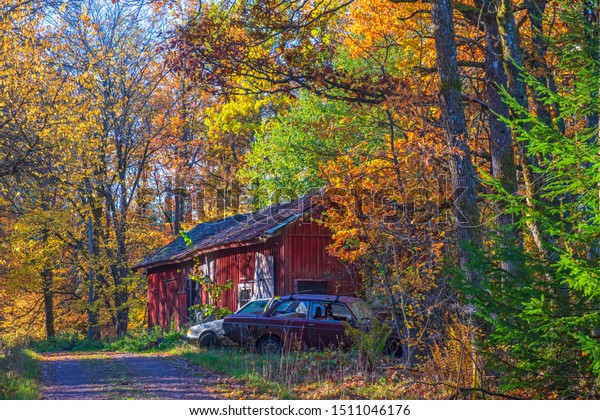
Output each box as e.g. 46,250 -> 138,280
39,352 -> 223,400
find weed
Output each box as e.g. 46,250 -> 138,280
346,319 -> 396,375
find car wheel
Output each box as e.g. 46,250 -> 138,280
257,335 -> 282,355
384,338 -> 403,358
199,332 -> 220,349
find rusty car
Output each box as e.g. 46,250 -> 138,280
221,294 -> 402,356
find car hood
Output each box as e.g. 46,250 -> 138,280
223,313 -> 264,322
189,319 -> 225,335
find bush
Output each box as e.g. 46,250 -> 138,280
105,327 -> 184,352
345,320 -> 396,373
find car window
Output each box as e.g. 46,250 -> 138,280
310,302 -> 327,320
237,300 -> 267,314
347,300 -> 373,321
310,302 -> 353,322
271,300 -> 309,319
331,303 -> 352,320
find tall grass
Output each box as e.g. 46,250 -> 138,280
180,343 -> 404,399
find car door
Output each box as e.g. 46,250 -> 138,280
260,299 -> 310,349
306,301 -> 349,349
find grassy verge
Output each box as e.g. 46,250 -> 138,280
179,346 -> 409,399
0,347 -> 41,399
30,327 -> 184,354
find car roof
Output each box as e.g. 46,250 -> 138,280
278,294 -> 358,304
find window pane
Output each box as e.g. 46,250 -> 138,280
272,300 -> 309,319
332,303 -> 352,320
238,286 -> 252,309
310,302 -> 352,322
309,302 -> 327,320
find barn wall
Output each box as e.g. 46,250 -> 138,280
283,219 -> 356,296
147,263 -> 184,329
147,262 -> 197,329
210,236 -> 283,313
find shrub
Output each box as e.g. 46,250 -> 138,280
106,327 -> 184,352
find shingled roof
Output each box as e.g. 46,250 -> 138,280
134,192 -> 320,270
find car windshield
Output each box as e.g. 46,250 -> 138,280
237,300 -> 269,314
347,300 -> 373,321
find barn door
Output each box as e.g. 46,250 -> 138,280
200,254 -> 216,304
253,253 -> 274,299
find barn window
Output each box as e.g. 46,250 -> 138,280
238,283 -> 253,309
294,279 -> 329,294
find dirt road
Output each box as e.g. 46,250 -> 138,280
40,352 -> 223,400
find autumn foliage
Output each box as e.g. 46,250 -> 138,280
1,0 -> 600,399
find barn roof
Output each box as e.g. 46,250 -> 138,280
134,192 -> 320,270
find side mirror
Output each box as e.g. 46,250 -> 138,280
196,312 -> 204,323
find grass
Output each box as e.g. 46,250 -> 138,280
104,327 -> 183,352
29,327 -> 184,354
179,346 -> 409,399
0,347 -> 41,399
1,328 -> 492,400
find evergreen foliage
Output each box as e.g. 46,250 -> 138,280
467,1 -> 600,397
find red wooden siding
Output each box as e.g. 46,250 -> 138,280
211,237 -> 283,312
283,219 -> 356,296
147,264 -> 184,328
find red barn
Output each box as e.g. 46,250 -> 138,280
134,193 -> 357,328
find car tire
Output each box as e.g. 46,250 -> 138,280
257,335 -> 282,355
199,332 -> 220,349
384,338 -> 403,358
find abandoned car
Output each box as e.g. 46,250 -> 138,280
186,298 -> 272,348
222,294 -> 402,356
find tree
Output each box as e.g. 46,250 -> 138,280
463,0 -> 600,397
51,0 -> 171,336
428,0 -> 483,286
0,1 -> 88,339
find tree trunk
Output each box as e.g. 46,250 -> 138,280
583,1 -> 599,143
495,0 -> 548,255
524,0 -> 565,134
42,266 -> 55,339
496,0 -> 528,113
90,192 -> 105,339
479,0 -> 520,275
39,220 -> 55,340
430,0 -> 483,285
113,216 -> 130,337
174,179 -> 185,235
87,215 -> 101,341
